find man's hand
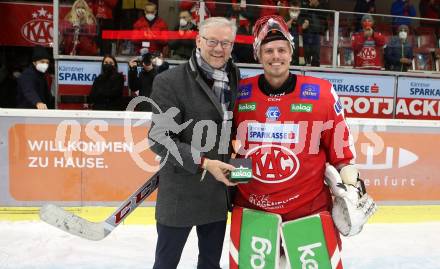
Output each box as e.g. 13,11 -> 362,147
203,159 -> 237,186
302,19 -> 309,30
36,102 -> 48,109
400,57 -> 412,64
129,58 -> 138,68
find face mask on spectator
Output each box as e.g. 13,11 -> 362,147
289,11 -> 300,19
13,71 -> 21,79
102,63 -> 114,74
145,14 -> 155,21
399,31 -> 407,40
179,18 -> 188,27
76,8 -> 86,17
362,21 -> 373,30
36,63 -> 48,73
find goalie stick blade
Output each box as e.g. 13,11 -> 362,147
39,204 -> 110,241
39,173 -> 159,241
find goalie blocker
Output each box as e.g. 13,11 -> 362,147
230,207 -> 343,269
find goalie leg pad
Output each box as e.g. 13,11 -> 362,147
230,207 -> 281,269
281,212 -> 343,269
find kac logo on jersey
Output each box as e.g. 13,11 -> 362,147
266,106 -> 281,120
238,84 -> 252,100
360,47 -> 377,60
300,84 -> 320,100
245,145 -> 300,183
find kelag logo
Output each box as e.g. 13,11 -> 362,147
238,102 -> 257,112
21,7 -> 53,46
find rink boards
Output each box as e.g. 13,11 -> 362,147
1,109 -> 440,222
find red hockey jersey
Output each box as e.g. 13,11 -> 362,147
352,31 -> 386,70
233,75 -> 355,220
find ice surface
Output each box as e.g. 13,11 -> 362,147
0,221 -> 439,269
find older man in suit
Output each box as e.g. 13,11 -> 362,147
148,17 -> 239,269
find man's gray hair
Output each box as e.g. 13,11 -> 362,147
199,17 -> 237,40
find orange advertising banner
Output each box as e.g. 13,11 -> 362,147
354,131 -> 440,201
9,123 -> 158,202
5,119 -> 440,204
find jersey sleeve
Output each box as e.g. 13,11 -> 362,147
321,85 -> 356,167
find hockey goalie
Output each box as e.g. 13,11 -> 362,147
230,15 -> 377,269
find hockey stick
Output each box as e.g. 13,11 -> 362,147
39,173 -> 159,241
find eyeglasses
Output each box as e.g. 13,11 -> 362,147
202,36 -> 233,49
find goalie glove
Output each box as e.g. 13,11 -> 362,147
324,164 -> 377,236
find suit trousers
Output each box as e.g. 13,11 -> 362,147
153,220 -> 227,269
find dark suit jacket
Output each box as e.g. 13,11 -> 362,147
148,55 -> 239,227
16,65 -> 53,109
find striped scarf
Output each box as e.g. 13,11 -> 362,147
195,48 -> 230,110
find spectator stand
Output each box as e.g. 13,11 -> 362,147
38,1 -> 440,114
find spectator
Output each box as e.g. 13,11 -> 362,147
133,2 -> 169,55
286,0 -> 302,65
117,0 -> 148,30
354,0 -> 376,31
227,1 -> 251,26
61,0 -> 98,56
259,0 -> 289,18
352,14 -> 385,69
230,2 -> 255,63
16,46 -> 54,109
128,52 -> 169,111
179,0 -> 215,24
227,0 -> 261,26
88,55 -> 124,110
385,24 -> 413,72
86,0 -> 118,55
419,0 -> 440,29
169,10 -> 198,60
390,0 -> 416,29
301,0 -> 328,66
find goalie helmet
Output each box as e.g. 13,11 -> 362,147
253,15 -> 295,60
